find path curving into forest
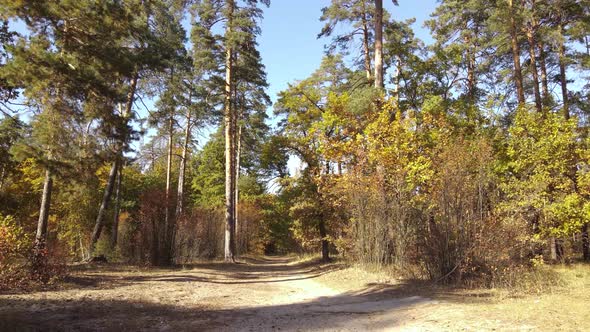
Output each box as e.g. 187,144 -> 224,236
0,256 -> 565,331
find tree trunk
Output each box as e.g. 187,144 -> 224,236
508,0 -> 525,106
175,107 -> 191,220
582,223 -> 589,261
374,0 -> 384,89
31,168 -> 53,278
224,0 -> 236,263
34,168 -> 53,251
161,115 -> 174,265
319,217 -> 330,262
90,157 -> 120,255
464,27 -> 477,102
89,73 -> 137,256
0,166 -> 5,191
110,162 -> 122,248
393,57 -> 401,108
539,42 -> 550,103
558,21 -> 569,119
361,4 -> 372,83
235,122 -> 241,254
526,30 -> 543,113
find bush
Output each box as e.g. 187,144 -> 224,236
0,215 -> 31,290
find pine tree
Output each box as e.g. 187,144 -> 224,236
191,0 -> 269,262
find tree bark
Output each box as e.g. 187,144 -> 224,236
161,114 -> 174,265
509,0 -> 525,106
110,162 -> 122,248
235,121 -> 241,254
90,157 -> 119,255
175,107 -> 191,220
319,217 -> 330,262
374,0 -> 384,89
464,27 -> 477,102
526,29 -> 543,113
558,21 -> 569,119
224,0 -> 236,262
539,42 -> 550,103
34,168 -> 53,251
582,223 -> 589,261
361,3 -> 372,83
31,168 -> 53,278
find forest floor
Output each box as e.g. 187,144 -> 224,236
0,256 -> 589,331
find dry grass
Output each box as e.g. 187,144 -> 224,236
313,261 -> 590,331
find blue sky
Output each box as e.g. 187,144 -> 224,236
258,0 -> 439,107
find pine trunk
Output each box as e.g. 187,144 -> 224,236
361,4 -> 372,83
558,22 -> 569,119
224,0 -> 236,262
509,0 -> 525,106
374,0 -> 384,89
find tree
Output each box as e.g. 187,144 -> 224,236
319,0 -> 375,82
191,0 -> 270,262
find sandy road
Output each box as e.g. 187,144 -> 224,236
1,256 -> 568,331
0,257 -> 443,331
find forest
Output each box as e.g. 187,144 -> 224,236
1,0 -> 590,297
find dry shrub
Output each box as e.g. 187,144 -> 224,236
174,201 -> 266,263
236,201 -> 265,256
174,207 -> 224,263
1,215 -> 68,291
117,189 -> 166,265
0,215 -> 32,290
419,137 -> 498,282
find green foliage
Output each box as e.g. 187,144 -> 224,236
501,108 -> 582,239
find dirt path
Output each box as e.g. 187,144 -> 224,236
0,257 -> 586,331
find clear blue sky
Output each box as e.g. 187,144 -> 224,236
258,0 -> 439,106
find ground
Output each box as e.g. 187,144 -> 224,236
0,257 -> 588,331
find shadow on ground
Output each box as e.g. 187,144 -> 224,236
0,256 -> 495,331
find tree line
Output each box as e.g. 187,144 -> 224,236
1,0 -> 589,287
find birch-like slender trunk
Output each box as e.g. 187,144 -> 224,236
110,162 -> 122,248
539,42 -> 550,103
175,107 -> 191,220
162,115 -> 174,265
235,122 -> 241,253
374,0 -> 384,89
558,20 -> 569,119
526,29 -> 543,113
34,168 -> 53,251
